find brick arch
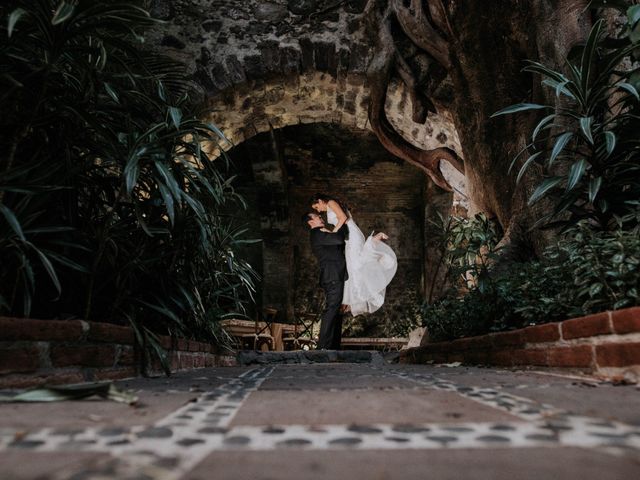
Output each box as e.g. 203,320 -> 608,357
201,69 -> 468,211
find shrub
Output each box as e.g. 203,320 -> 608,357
0,1 -> 257,369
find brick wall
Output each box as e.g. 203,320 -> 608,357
0,317 -> 236,389
400,307 -> 640,382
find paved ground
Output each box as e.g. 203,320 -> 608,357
1,358 -> 640,479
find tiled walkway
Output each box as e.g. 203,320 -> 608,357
1,361 -> 640,479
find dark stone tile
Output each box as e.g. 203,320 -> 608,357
137,427 -> 173,438
329,437 -> 363,446
177,438 -> 205,447
277,438 -> 312,447
224,436 -> 251,446
348,425 -> 382,434
476,435 -> 511,443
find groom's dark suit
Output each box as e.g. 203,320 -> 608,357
310,224 -> 348,350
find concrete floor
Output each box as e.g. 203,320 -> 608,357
1,360 -> 639,479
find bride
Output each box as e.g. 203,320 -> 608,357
310,193 -> 397,316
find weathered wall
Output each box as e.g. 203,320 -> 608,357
146,0 -> 467,208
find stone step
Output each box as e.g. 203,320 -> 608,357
236,350 -> 385,365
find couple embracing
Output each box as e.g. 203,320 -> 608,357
302,194 -> 397,350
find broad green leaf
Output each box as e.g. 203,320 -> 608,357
0,204 -> 26,241
579,116 -> 594,143
618,82 -> 639,100
8,8 -> 26,37
549,132 -> 573,165
604,131 -> 616,155
51,1 -> 76,25
516,152 -> 542,184
490,103 -> 548,118
628,4 -> 640,27
588,176 -> 602,202
566,159 -> 588,191
168,106 -> 182,129
529,177 -> 563,205
157,183 -> 175,225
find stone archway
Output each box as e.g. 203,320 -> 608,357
228,122 -> 430,336
145,0 -> 473,329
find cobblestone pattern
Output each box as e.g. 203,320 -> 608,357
1,364 -> 639,480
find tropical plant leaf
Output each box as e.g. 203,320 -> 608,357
579,117 -> 594,143
491,103 -> 548,117
589,176 -> 603,203
516,152 -> 542,184
51,1 -> 76,25
0,204 -> 26,241
604,131 -> 616,155
529,177 -> 563,205
618,82 -> 640,100
8,8 -> 27,37
566,159 -> 588,191
549,132 -> 573,165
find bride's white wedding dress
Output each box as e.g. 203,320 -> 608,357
327,207 -> 397,316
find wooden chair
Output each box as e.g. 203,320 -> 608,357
240,307 -> 278,351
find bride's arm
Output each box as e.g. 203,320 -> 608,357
327,200 -> 348,232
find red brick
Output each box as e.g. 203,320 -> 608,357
490,330 -> 525,348
189,341 -> 202,352
488,350 -> 514,366
158,335 -> 173,350
523,323 -> 561,343
596,342 -> 640,367
611,307 -> 640,334
50,345 -> 116,368
93,367 -> 137,381
510,348 -> 547,366
450,338 -> 475,351
176,338 -> 189,351
204,355 -> 217,367
0,317 -> 85,341
464,349 -> 490,364
0,347 -> 41,374
547,345 -> 593,367
117,346 -> 137,366
0,371 -> 86,389
467,335 -> 492,350
87,323 -> 134,344
562,312 -> 611,340
193,354 -> 206,368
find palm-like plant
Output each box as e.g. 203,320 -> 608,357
0,0 -> 257,371
493,5 -> 640,230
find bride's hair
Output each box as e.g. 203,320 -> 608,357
310,193 -> 349,215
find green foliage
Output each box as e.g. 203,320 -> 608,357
422,223 -> 640,342
493,11 -> 640,229
0,0 -> 258,370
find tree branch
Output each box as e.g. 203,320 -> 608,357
391,0 -> 451,69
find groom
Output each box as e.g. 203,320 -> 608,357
302,212 -> 348,350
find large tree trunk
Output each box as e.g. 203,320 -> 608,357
367,0 -> 592,257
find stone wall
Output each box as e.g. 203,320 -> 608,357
146,0 -> 468,209
400,307 -> 640,382
0,317 -> 234,389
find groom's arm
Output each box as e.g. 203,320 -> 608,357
311,228 -> 345,246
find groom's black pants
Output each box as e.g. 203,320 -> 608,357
317,280 -> 344,350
